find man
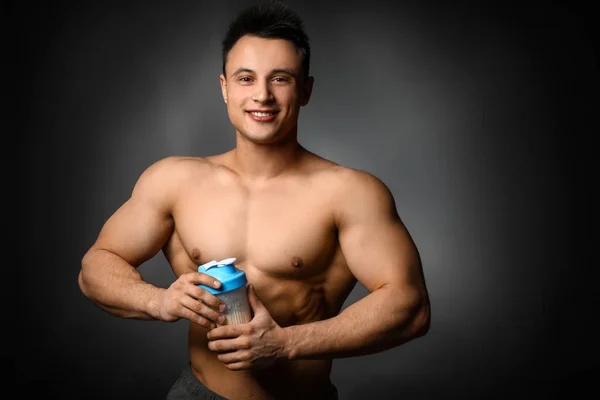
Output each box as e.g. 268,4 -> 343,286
78,2 -> 431,399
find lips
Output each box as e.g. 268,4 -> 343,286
247,110 -> 278,122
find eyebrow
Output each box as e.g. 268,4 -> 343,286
230,67 -> 297,77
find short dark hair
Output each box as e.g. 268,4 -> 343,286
222,1 -> 311,79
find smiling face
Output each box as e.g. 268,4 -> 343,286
220,35 -> 313,145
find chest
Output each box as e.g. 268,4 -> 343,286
171,180 -> 338,278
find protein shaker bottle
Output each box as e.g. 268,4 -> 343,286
198,258 -> 252,325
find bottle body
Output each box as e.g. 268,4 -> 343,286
216,286 -> 252,325
197,258 -> 251,325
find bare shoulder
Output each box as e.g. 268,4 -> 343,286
131,155 -> 213,199
318,162 -> 394,201
139,155 -> 212,178
315,162 -> 398,222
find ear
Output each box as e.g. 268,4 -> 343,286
219,74 -> 228,104
300,76 -> 314,107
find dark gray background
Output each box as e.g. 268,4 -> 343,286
14,0 -> 597,399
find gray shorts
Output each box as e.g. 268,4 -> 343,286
166,365 -> 228,400
166,364 -> 338,400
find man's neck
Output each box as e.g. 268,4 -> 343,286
231,132 -> 304,182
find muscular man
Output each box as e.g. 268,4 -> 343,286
78,2 -> 431,399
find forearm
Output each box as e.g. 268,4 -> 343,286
79,248 -> 164,320
283,285 -> 430,360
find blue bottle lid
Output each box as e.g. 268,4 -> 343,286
197,258 -> 247,294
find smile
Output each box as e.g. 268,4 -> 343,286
247,111 -> 278,122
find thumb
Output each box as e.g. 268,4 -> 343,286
247,284 -> 265,313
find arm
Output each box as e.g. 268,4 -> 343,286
283,169 -> 430,359
207,169 -> 430,369
78,157 -> 225,328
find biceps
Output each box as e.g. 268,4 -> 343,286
339,216 -> 421,292
93,198 -> 174,267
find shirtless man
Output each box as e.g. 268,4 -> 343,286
78,2 -> 430,399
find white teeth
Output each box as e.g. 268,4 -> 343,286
251,112 -> 274,117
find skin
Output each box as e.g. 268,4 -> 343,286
79,35 -> 431,399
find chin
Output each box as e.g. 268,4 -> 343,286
238,125 -> 285,144
242,132 -> 281,144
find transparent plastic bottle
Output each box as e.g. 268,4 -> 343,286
198,258 -> 252,325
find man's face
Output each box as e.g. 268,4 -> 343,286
220,35 -> 313,144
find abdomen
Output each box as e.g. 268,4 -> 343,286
188,323 -> 333,400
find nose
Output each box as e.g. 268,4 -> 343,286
252,80 -> 274,103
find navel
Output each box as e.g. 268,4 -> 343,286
291,256 -> 304,268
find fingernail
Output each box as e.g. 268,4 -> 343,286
218,316 -> 225,324
210,323 -> 216,329
219,304 -> 226,312
214,281 -> 220,288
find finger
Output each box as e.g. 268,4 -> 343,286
207,324 -> 249,340
188,286 -> 225,312
185,272 -> 223,290
208,337 -> 251,353
177,274 -> 225,312
183,307 -> 215,330
181,296 -> 225,326
224,361 -> 252,371
217,350 -> 251,365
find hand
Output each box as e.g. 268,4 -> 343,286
155,272 -> 227,329
207,284 -> 287,370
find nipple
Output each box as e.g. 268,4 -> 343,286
291,256 -> 303,268
191,248 -> 201,261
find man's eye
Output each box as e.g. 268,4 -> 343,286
273,77 -> 288,82
239,77 -> 252,82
